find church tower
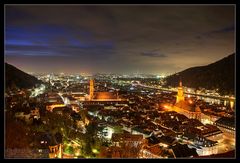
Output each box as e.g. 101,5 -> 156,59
176,80 -> 184,103
89,79 -> 94,100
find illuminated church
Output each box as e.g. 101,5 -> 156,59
174,80 -> 202,121
89,79 -> 118,100
176,81 -> 184,103
85,79 -> 128,105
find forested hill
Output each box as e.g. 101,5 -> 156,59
163,53 -> 235,95
5,63 -> 42,89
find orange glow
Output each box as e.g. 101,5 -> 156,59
89,79 -> 94,100
188,100 -> 193,104
47,104 -> 65,112
163,104 -> 172,110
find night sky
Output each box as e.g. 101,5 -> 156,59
5,5 -> 235,75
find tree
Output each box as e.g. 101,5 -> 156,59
5,112 -> 33,158
64,145 -> 74,155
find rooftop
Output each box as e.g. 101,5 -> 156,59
215,117 -> 235,128
112,133 -> 143,142
170,143 -> 198,158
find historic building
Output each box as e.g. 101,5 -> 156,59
89,79 -> 94,100
176,81 -> 184,103
173,81 -> 202,122
84,79 -> 128,105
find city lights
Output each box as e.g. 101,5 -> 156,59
5,4 -> 235,159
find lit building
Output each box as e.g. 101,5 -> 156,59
84,79 -> 128,105
172,81 -> 202,122
174,101 -> 202,121
176,80 -> 184,103
187,125 -> 223,141
172,81 -> 221,125
94,92 -> 118,100
46,103 -> 66,112
71,92 -> 87,101
230,99 -> 234,111
46,92 -> 66,112
89,79 -> 94,100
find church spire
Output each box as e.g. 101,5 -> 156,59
179,80 -> 182,87
176,79 -> 184,103
89,78 -> 94,100
179,76 -> 182,87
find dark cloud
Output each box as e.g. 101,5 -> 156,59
141,52 -> 167,58
208,25 -> 234,34
199,24 -> 235,39
5,5 -> 235,75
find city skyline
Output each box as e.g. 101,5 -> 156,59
4,4 -> 236,159
5,5 -> 235,74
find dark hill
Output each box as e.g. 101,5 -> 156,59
163,53 -> 235,95
5,63 -> 42,89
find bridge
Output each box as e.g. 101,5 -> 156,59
138,84 -> 235,101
